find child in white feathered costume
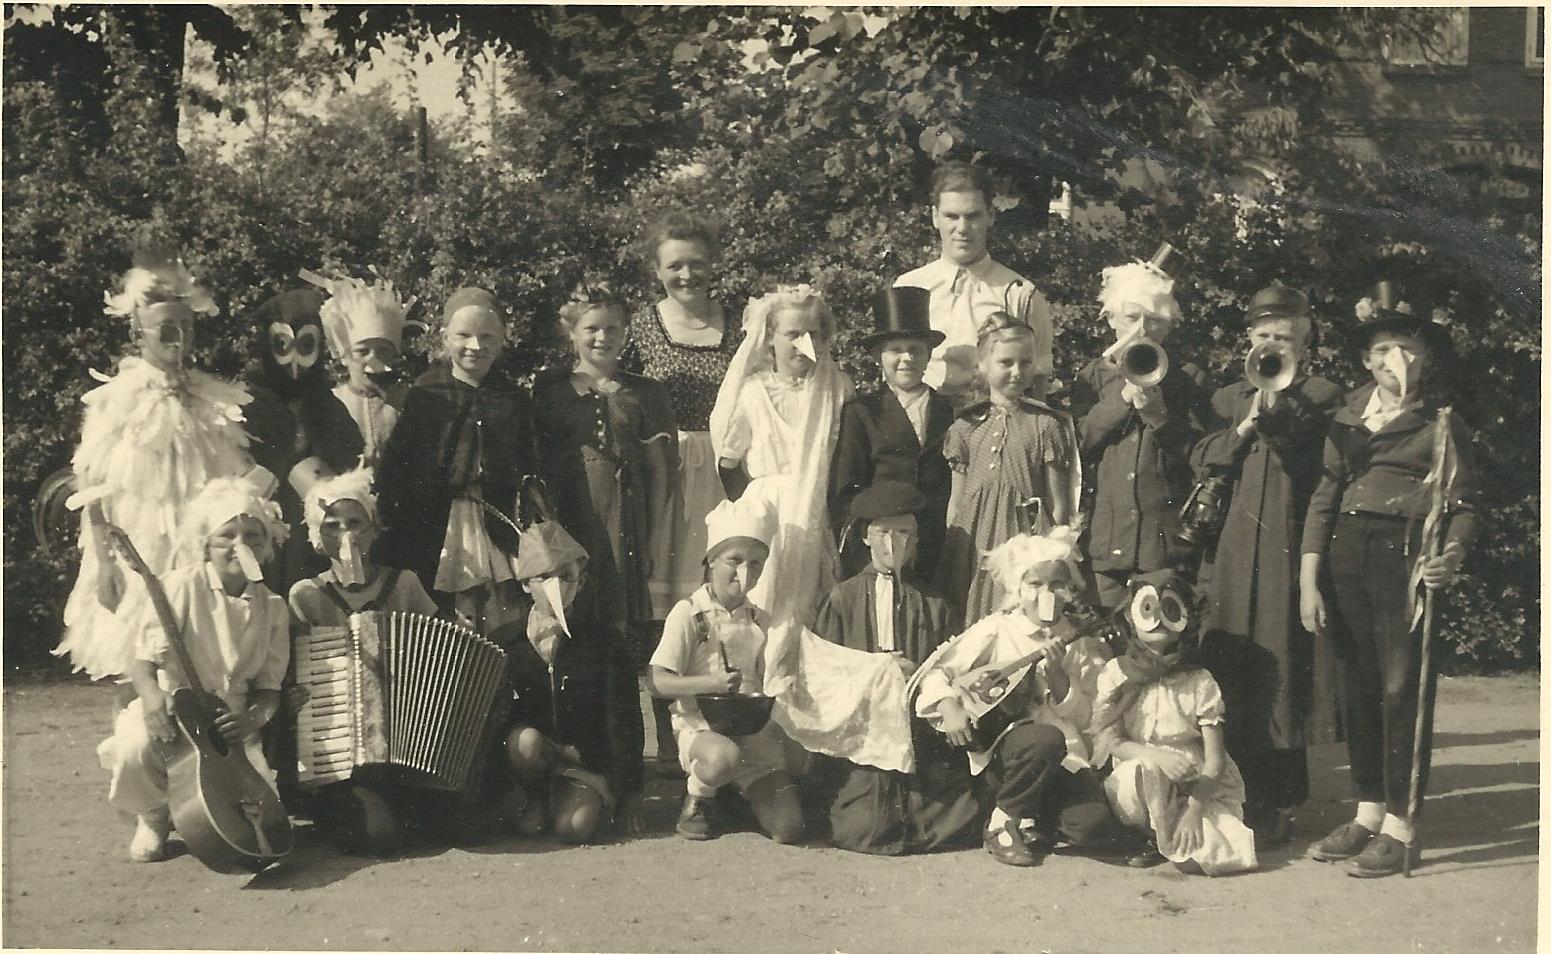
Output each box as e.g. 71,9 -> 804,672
57,242 -> 259,681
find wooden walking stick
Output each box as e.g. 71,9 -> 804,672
1403,408 -> 1457,877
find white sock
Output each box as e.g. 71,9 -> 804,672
1380,814 -> 1413,844
988,806 -> 1013,830
1354,801 -> 1384,830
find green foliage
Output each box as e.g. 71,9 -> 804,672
3,5 -> 1538,672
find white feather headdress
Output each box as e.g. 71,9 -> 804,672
103,238 -> 219,319
300,267 -> 421,359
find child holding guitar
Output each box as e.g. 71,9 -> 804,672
98,476 -> 292,866
909,523 -> 1126,867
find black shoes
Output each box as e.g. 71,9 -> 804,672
1309,821 -> 1376,862
1346,833 -> 1421,878
984,819 -> 1044,867
676,792 -> 716,841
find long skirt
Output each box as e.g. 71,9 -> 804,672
648,430 -> 725,618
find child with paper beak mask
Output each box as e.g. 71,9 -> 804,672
649,496 -> 804,844
286,468 -> 439,855
100,475 -> 289,862
502,519 -> 648,842
911,526 -> 1126,867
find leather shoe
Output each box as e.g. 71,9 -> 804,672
1126,841 -> 1167,868
1346,833 -> 1420,878
676,793 -> 716,841
984,819 -> 1043,867
1309,821 -> 1375,862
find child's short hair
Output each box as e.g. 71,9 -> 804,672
975,312 -> 1036,359
642,210 -> 721,268
930,161 -> 996,207
558,276 -> 629,328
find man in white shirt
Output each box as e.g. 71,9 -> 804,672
894,161 -> 1055,404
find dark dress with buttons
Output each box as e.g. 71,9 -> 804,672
533,369 -> 678,642
375,363 -> 536,595
1191,375 -> 1344,810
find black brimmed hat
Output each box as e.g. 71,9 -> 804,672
848,480 -> 928,525
1346,281 -> 1450,356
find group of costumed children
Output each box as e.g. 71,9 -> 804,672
65,201 -> 1475,883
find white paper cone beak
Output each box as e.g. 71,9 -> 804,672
795,332 -> 817,362
339,531 -> 366,586
735,565 -> 750,593
1384,348 -> 1412,400
234,543 -> 265,583
540,577 -> 572,637
1037,588 -> 1057,623
877,535 -> 895,567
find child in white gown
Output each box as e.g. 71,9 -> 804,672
58,244 -> 256,681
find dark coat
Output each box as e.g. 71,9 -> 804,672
810,565 -> 979,855
813,566 -> 961,665
1070,351 -> 1211,575
244,376 -> 382,591
375,363 -> 537,592
495,597 -> 646,799
1191,375 -> 1344,753
829,387 -> 955,581
1301,384 -> 1479,559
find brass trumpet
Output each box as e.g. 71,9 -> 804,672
1103,325 -> 1170,388
1245,341 -> 1296,393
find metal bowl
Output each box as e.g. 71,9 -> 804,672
695,692 -> 775,738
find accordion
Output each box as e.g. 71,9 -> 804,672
294,611 -> 508,792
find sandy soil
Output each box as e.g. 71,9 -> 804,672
2,673 -> 1537,953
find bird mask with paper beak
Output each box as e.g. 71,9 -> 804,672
514,520 -> 589,659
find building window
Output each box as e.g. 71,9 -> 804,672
1385,8 -> 1470,70
1526,8 -> 1545,69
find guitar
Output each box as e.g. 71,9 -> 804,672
950,605 -> 1126,753
96,510 -> 294,874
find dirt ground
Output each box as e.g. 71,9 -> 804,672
2,672 -> 1538,953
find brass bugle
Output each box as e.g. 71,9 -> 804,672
1118,337 -> 1169,388
1246,341 -> 1296,393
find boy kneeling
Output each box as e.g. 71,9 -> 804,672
649,495 -> 802,844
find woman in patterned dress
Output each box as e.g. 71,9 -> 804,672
625,211 -> 741,764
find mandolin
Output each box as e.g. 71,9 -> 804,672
950,605 -> 1126,753
96,507 -> 294,874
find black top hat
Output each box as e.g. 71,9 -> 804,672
862,286 -> 945,349
848,479 -> 928,524
1146,242 -> 1185,281
1345,280 -> 1449,356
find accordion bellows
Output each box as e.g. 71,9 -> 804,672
295,612 -> 507,792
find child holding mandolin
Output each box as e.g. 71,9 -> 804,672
98,476 -> 291,863
910,525 -> 1125,867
